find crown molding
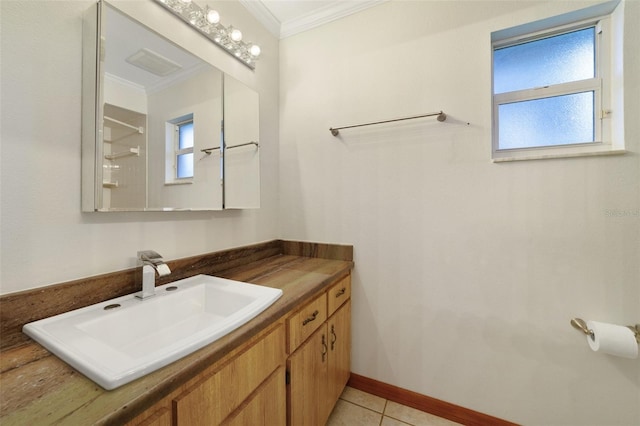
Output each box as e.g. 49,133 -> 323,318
240,0 -> 388,39
104,72 -> 146,94
238,0 -> 281,38
280,0 -> 388,39
105,62 -> 211,97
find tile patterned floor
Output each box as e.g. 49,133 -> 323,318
326,387 -> 463,426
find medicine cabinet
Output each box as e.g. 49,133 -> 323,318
81,0 -> 260,211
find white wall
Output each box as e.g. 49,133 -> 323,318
0,0 -> 280,294
279,1 -> 639,424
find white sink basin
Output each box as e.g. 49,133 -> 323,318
23,274 -> 282,390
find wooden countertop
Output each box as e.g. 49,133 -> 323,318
0,243 -> 353,425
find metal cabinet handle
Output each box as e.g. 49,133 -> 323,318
335,288 -> 346,297
330,325 -> 337,350
302,310 -> 319,326
321,334 -> 328,362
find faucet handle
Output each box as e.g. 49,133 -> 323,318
137,250 -> 163,264
137,250 -> 171,276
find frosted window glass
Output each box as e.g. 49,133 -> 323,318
498,92 -> 594,149
178,122 -> 194,149
177,153 -> 194,178
494,27 -> 595,94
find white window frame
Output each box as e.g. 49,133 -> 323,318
164,113 -> 194,184
174,118 -> 194,180
491,6 -> 625,162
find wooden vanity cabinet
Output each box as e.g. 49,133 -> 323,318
127,323 -> 286,426
287,275 -> 352,425
128,273 -> 352,426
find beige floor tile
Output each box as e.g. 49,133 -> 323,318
326,399 -> 383,426
384,401 -> 463,426
381,416 -> 411,426
339,386 -> 387,413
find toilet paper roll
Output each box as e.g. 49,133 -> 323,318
586,320 -> 638,359
155,263 -> 171,276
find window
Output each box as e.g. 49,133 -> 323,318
491,3 -> 624,162
165,114 -> 194,183
175,119 -> 194,179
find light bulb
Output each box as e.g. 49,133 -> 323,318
206,9 -> 219,24
230,28 -> 242,42
249,44 -> 261,57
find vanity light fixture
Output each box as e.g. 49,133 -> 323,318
153,0 -> 261,69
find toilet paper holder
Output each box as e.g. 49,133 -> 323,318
571,318 -> 640,344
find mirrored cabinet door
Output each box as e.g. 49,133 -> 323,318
223,75 -> 260,209
101,104 -> 147,209
82,0 -> 259,212
145,63 -> 224,210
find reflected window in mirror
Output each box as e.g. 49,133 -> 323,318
165,113 -> 194,183
176,117 -> 194,179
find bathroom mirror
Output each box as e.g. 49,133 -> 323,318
81,1 -> 260,211
223,75 -> 260,209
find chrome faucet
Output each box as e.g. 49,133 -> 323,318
136,250 -> 171,300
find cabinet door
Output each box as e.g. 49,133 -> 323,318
287,324 -> 329,426
126,407 -> 171,426
173,325 -> 285,425
327,300 -> 351,411
223,367 -> 286,426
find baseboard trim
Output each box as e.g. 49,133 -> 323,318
347,373 -> 519,426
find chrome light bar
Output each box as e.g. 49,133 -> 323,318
153,0 -> 261,69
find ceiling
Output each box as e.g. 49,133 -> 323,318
102,1 -> 388,90
239,0 -> 388,39
105,5 -> 210,91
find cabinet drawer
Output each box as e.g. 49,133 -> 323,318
327,275 -> 351,317
173,324 -> 285,425
287,293 -> 327,353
